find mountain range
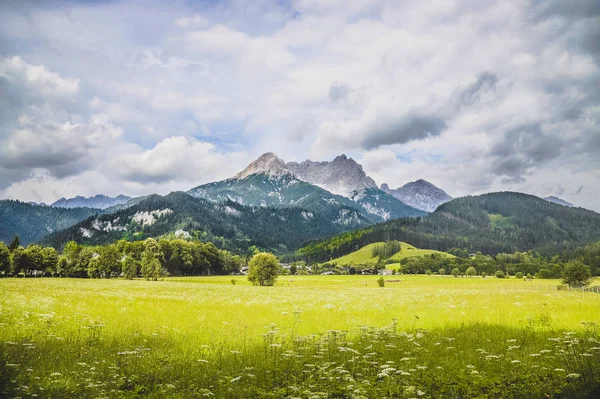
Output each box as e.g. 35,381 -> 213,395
40,192 -> 371,253
188,152 -> 426,222
3,151 -> 590,257
51,194 -> 132,209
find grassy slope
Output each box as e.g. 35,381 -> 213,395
326,241 -> 453,266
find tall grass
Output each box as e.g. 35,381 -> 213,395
1,276 -> 599,398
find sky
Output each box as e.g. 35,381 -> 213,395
0,0 -> 599,210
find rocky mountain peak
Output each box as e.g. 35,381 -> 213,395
382,179 -> 452,212
234,152 -> 291,180
286,155 -> 377,197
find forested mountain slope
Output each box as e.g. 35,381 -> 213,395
0,200 -> 101,246
40,192 -> 371,253
298,192 -> 600,262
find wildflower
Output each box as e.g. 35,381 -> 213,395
230,376 -> 241,383
554,369 -> 565,372
511,360 -> 521,364
566,373 -> 581,379
197,359 -> 209,363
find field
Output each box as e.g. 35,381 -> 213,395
1,276 -> 600,398
325,242 -> 452,267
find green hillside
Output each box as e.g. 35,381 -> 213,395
0,200 -> 101,246
326,241 -> 452,266
299,192 -> 600,262
40,191 -> 370,254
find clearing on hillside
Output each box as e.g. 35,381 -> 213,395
325,241 -> 453,266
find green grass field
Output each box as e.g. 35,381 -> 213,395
325,241 -> 453,267
1,276 -> 600,398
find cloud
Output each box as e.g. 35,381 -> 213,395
113,136 -> 249,185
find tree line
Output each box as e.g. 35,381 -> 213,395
0,235 -> 244,279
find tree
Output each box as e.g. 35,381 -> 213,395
562,260 -> 592,288
465,266 -> 477,277
515,272 -> 523,279
538,268 -> 552,279
0,242 -> 10,274
290,263 -> 297,275
495,270 -> 506,279
377,277 -> 385,287
247,252 -> 279,286
438,268 -> 446,276
8,235 -> 20,252
141,238 -> 166,281
122,256 -> 138,279
451,268 -> 460,278
10,247 -> 26,275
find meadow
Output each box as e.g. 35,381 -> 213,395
1,275 -> 599,398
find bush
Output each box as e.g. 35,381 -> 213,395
495,270 -> 505,279
465,266 -> 476,277
515,272 -> 523,279
247,252 -> 279,286
526,273 -> 534,280
230,279 -> 236,285
451,268 -> 460,278
439,268 -> 446,276
562,260 -> 592,288
377,277 -> 385,287
481,272 -> 486,279
538,268 -> 552,279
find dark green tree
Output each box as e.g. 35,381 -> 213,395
562,260 -> 592,288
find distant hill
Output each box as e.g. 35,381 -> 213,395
0,200 -> 100,246
40,191 -> 374,253
298,191 -> 600,262
52,194 -> 131,209
326,241 -> 452,266
543,196 -> 573,207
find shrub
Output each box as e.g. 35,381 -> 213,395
538,268 -> 552,279
248,252 -> 279,286
451,268 -> 460,278
377,277 -> 385,287
481,272 -> 486,279
495,270 -> 505,279
515,272 -> 523,279
526,273 -> 534,280
439,268 -> 446,276
562,260 -> 592,288
465,266 -> 476,277
230,279 -> 236,285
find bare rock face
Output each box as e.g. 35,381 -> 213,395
381,179 -> 452,212
234,152 -> 291,180
286,154 -> 377,197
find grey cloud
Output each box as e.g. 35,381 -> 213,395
362,112 -> 447,150
529,0 -> 600,64
451,72 -> 498,110
575,185 -> 584,195
329,82 -> 351,103
489,123 -> 563,179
